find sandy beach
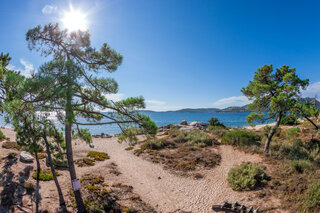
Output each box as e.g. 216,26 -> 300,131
0,127 -> 285,213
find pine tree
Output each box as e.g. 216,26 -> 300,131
241,64 -> 309,153
25,23 -> 157,212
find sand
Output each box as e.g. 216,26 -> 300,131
0,127 -> 284,213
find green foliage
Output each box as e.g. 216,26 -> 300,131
208,117 -> 225,128
144,138 -> 175,150
304,181 -> 320,211
221,130 -> 260,147
168,129 -> 214,147
286,127 -> 300,139
227,162 -> 269,191
0,129 -> 5,140
32,169 -> 59,181
291,160 -> 312,173
242,64 -> 309,124
280,114 -> 299,125
87,151 -> 110,161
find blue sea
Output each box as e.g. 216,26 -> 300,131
0,112 -> 266,135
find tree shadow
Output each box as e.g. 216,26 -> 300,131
0,156 -> 39,213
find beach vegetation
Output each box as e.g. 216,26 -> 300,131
32,169 -> 60,181
227,162 -> 269,191
87,151 -> 110,161
221,129 -> 260,147
208,117 -> 226,128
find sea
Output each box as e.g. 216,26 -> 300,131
0,112 -> 268,135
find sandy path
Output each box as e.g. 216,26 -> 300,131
81,137 -> 278,213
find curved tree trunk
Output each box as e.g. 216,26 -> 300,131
43,132 -> 67,212
264,112 -> 283,153
303,115 -> 319,130
35,152 -> 41,213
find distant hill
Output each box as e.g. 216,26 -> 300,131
141,97 -> 320,113
174,108 -> 220,113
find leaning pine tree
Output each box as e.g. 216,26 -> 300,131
241,64 -> 309,153
26,23 -> 157,212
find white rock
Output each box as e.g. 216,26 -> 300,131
20,151 -> 34,163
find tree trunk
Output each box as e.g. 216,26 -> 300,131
35,152 -> 41,213
43,132 -> 67,212
264,112 -> 283,153
303,115 -> 319,130
65,57 -> 86,213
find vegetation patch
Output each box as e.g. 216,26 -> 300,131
0,129 -> 5,141
75,157 -> 95,167
135,130 -> 221,173
7,152 -> 17,159
227,162 -> 269,191
32,169 -> 59,181
304,181 -> 320,211
68,174 -> 155,212
2,141 -> 21,150
221,130 -> 261,147
87,151 -> 110,161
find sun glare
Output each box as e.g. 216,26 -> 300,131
61,6 -> 88,32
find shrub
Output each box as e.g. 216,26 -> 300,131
291,160 -> 312,173
304,181 -> 320,211
208,117 -> 226,128
184,130 -> 213,147
222,130 -> 260,147
227,162 -> 269,191
0,129 -> 5,140
2,141 -> 21,150
280,115 -> 299,125
32,169 -> 59,181
52,153 -> 68,167
286,127 -> 300,139
144,138 -> 175,150
168,129 -> 215,147
83,157 -> 95,166
87,151 -> 110,161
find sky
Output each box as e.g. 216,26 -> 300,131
1,0 -> 320,111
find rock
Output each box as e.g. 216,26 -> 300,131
180,120 -> 188,125
20,151 -> 34,163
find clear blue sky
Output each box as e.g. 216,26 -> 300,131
1,0 -> 320,111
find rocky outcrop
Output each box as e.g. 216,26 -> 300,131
20,151 -> 34,163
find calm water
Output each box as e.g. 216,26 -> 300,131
0,112 -> 266,135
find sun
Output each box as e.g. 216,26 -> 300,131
61,5 -> 88,32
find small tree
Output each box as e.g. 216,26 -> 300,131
0,54 -> 67,212
241,64 -> 309,153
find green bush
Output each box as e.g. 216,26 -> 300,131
208,117 -> 225,128
286,128 -> 300,139
221,130 -> 260,147
0,129 -> 5,140
280,115 -> 299,125
169,129 -> 215,147
144,138 -> 175,150
87,151 -> 110,161
304,181 -> 320,211
32,169 -> 59,181
227,162 -> 269,191
291,160 -> 312,173
184,129 -> 213,147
